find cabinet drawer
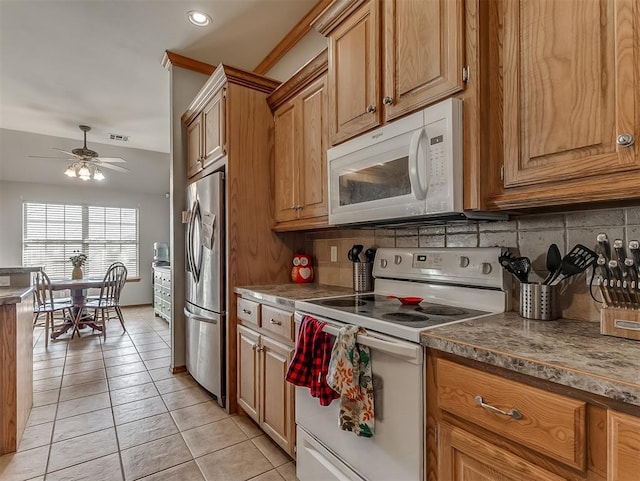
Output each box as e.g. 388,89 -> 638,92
237,298 -> 260,326
437,359 -> 586,469
261,305 -> 293,340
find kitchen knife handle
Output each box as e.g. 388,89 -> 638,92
597,233 -> 611,260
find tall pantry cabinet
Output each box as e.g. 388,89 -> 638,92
182,65 -> 296,412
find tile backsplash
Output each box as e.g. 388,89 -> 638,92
304,206 -> 640,322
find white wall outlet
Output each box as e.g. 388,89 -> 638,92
0,276 -> 10,287
330,245 -> 338,263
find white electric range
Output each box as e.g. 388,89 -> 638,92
293,247 -> 511,481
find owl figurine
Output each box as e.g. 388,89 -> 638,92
291,253 -> 314,283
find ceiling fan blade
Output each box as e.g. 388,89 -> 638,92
28,155 -> 73,160
95,157 -> 126,163
53,148 -> 82,158
99,163 -> 129,173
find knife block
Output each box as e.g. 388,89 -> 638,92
600,307 -> 640,341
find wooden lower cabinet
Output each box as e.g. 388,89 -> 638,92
608,410 -> 640,481
438,423 -> 566,481
426,350 -> 631,481
237,324 -> 295,457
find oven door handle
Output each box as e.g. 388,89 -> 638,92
321,323 -> 422,363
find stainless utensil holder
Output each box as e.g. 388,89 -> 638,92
519,283 -> 559,321
353,262 -> 373,292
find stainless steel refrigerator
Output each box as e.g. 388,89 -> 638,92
184,171 -> 225,407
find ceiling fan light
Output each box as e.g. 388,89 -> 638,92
187,10 -> 211,26
64,165 -> 77,177
78,163 -> 91,178
93,168 -> 105,181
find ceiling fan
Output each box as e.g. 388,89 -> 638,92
29,125 -> 129,180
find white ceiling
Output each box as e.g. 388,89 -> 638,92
0,0 -> 316,156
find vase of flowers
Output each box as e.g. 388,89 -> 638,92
69,252 -> 88,279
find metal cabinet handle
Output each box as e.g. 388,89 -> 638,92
474,395 -> 523,420
290,205 -> 297,210
383,96 -> 393,105
252,344 -> 258,351
617,133 -> 635,147
242,308 -> 252,315
269,318 -> 282,326
366,105 -> 376,113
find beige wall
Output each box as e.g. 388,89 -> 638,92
304,206 -> 640,323
265,30 -> 327,81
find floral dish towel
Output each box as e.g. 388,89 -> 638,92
326,325 -> 374,438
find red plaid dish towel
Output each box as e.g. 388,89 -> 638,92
286,315 -> 339,406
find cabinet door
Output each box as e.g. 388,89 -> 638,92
503,0 -> 639,188
237,325 -> 260,422
202,88 -> 226,169
608,410 -> 640,481
438,423 -> 566,481
273,101 -> 299,223
298,76 -> 328,220
186,114 -> 203,178
260,335 -> 295,456
328,0 -> 380,145
383,0 -> 464,122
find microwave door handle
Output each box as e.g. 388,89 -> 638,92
409,128 -> 427,200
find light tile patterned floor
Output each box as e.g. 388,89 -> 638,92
0,306 -> 297,481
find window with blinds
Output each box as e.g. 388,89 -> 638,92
23,202 -> 139,279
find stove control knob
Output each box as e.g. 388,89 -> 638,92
380,258 -> 388,268
459,256 -> 470,268
481,262 -> 492,274
394,255 -> 402,265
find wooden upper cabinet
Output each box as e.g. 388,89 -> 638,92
201,88 -> 226,170
298,77 -> 328,220
273,101 -> 299,223
186,114 -> 203,178
315,0 -> 465,145
608,410 -> 640,481
268,51 -> 329,231
327,0 -> 380,144
502,0 -> 639,189
383,0 -> 465,122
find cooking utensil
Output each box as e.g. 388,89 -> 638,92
596,232 -> 611,260
542,244 -> 562,284
550,244 -> 598,285
498,251 -> 528,283
386,295 -> 423,305
348,244 -> 363,263
364,248 -> 377,263
508,256 -> 531,284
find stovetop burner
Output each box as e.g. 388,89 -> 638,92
321,298 -> 366,307
416,306 -> 467,316
381,312 -> 429,323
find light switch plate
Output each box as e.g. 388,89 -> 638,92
330,246 -> 338,263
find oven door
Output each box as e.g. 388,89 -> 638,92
294,313 -> 424,481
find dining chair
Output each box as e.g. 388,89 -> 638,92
83,262 -> 128,339
33,271 -> 74,347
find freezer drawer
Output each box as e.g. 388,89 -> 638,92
185,307 -> 225,408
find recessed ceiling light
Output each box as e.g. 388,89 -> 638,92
187,10 -> 211,27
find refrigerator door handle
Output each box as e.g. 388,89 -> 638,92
184,307 -> 218,324
190,200 -> 202,283
185,202 -> 195,278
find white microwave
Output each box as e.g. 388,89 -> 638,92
328,98 -> 500,225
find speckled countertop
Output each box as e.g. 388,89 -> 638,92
0,287 -> 33,306
235,283 -> 355,310
422,311 -> 640,408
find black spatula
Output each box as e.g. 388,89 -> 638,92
550,244 -> 598,286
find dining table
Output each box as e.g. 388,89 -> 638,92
50,277 -> 105,339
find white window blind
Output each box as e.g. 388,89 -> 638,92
23,202 -> 139,279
